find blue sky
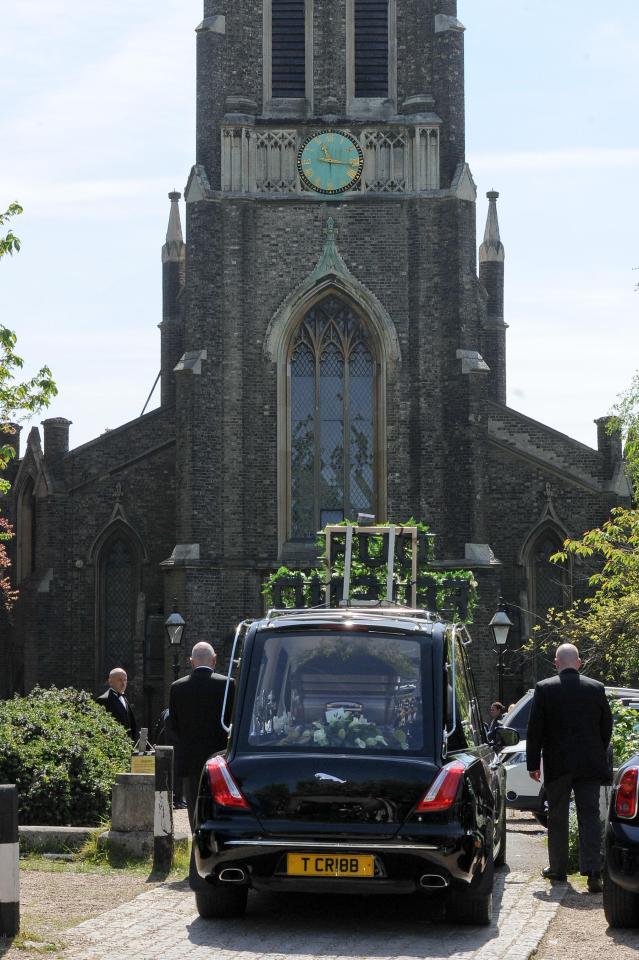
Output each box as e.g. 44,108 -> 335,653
1,0 -> 637,451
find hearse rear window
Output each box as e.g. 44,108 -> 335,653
244,632 -> 424,752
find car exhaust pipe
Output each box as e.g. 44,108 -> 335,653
506,790 -> 517,801
419,874 -> 449,889
218,867 -> 247,883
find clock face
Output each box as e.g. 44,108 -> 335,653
297,130 -> 364,195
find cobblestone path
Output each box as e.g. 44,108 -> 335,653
63,871 -> 564,960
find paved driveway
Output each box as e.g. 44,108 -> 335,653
64,870 -> 564,960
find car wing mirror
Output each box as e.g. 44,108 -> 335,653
497,725 -> 520,747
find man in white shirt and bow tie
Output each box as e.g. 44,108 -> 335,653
96,667 -> 139,743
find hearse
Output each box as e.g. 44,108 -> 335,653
190,607 -> 518,924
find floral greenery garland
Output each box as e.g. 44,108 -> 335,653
280,712 -> 409,751
262,519 -> 478,622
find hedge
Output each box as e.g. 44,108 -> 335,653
0,686 -> 131,826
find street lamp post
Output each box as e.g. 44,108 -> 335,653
165,600 -> 186,683
489,599 -> 513,705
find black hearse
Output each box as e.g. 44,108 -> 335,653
191,608 -> 518,923
604,749 -> 639,928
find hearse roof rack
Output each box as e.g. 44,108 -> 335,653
264,606 -> 441,624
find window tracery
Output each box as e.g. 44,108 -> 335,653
289,295 -> 376,539
530,530 -> 568,625
98,534 -> 138,676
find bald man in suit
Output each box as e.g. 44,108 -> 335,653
527,643 -> 612,891
96,667 -> 139,742
169,642 -> 234,830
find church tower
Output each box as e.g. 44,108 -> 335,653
163,0 -> 506,666
4,2 -> 630,713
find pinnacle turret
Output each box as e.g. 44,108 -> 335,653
162,191 -> 185,263
479,190 -> 505,263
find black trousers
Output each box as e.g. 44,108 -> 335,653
545,774 -> 602,876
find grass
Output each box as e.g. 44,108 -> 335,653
8,928 -> 62,953
20,825 -> 191,880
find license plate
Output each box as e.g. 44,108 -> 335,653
287,853 -> 374,877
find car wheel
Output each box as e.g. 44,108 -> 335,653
447,891 -> 493,926
195,885 -> 248,919
494,806 -> 507,868
603,869 -> 639,928
447,848 -> 494,926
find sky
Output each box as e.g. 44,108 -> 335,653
0,0 -> 637,452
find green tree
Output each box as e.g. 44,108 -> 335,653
0,202 -> 57,614
0,202 -> 58,490
528,379 -> 639,683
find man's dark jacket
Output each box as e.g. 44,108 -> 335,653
169,668 -> 234,777
526,668 -> 613,784
96,688 -> 139,742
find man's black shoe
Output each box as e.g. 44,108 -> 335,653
586,872 -> 602,893
542,867 -> 567,883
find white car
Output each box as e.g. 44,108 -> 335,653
499,739 -> 546,824
497,686 -> 639,827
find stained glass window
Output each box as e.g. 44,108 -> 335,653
103,537 -> 136,674
290,295 -> 375,539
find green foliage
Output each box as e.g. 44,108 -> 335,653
609,371 -> 639,495
527,507 -> 639,683
525,372 -> 639,683
567,804 -> 580,874
0,201 -> 23,258
262,520 -> 478,621
0,686 -> 131,826
280,711 -> 408,751
610,697 -> 639,766
0,203 -> 58,493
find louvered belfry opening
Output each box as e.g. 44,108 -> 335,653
272,0 -> 306,98
355,0 -> 389,97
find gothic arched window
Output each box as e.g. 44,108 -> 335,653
17,477 -> 36,584
289,295 -> 376,539
530,531 -> 568,625
99,535 -> 138,676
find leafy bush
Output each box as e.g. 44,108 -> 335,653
610,698 -> 639,766
0,686 -> 131,826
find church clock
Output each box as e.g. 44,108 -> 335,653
297,130 -> 364,195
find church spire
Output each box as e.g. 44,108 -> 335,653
160,191 -> 186,407
479,190 -> 506,404
162,191 -> 185,263
479,190 -> 505,263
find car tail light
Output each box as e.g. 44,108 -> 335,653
206,757 -> 250,809
415,762 -> 465,813
615,766 -> 639,820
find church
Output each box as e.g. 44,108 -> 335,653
1,0 -> 630,721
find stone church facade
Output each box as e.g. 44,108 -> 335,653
1,0 -> 630,722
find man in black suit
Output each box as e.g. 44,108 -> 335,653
527,643 -> 612,891
96,667 -> 139,743
169,642 -> 234,830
